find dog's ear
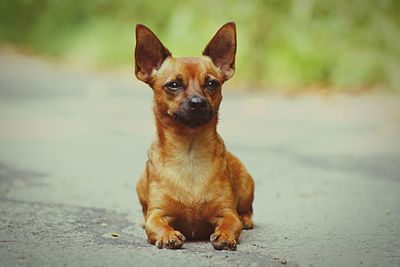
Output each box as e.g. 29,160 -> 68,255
203,22 -> 237,80
135,24 -> 171,83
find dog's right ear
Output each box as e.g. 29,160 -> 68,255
135,24 -> 171,83
203,22 -> 237,81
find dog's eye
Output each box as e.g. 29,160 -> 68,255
206,79 -> 219,90
165,81 -> 183,91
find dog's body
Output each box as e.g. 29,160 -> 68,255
134,22 -> 254,251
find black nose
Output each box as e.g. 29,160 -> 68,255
188,96 -> 207,109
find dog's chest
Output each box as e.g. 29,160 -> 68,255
162,155 -> 215,239
161,149 -> 213,201
150,143 -> 223,238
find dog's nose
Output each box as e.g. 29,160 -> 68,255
188,96 -> 207,109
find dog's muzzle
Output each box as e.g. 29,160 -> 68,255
172,95 -> 213,128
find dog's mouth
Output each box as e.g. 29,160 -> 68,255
172,105 -> 213,128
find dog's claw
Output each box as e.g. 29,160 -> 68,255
210,231 -> 237,251
155,231 -> 185,249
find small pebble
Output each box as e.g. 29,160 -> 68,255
111,232 -> 120,238
280,259 -> 287,264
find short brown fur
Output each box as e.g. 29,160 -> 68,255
134,22 -> 254,251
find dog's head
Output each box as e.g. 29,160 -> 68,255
134,22 -> 236,129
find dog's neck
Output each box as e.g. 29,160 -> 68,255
154,112 -> 221,158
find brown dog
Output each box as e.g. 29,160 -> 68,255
134,22 -> 254,251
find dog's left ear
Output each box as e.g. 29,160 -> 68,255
203,22 -> 237,80
135,24 -> 171,83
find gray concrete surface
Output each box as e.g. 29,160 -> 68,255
0,50 -> 399,267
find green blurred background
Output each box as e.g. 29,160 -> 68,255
1,0 -> 399,92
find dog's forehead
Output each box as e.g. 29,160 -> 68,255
157,56 -> 221,80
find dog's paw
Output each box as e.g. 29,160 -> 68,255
210,231 -> 237,251
241,215 -> 254,230
155,231 -> 186,249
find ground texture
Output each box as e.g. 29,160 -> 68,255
0,50 -> 399,266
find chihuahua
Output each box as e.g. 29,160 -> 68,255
134,22 -> 254,251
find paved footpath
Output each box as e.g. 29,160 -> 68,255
0,50 -> 399,267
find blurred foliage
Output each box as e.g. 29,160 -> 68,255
0,0 -> 399,92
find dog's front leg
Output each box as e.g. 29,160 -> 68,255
145,209 -> 185,249
210,209 -> 242,251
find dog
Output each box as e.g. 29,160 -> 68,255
134,22 -> 254,251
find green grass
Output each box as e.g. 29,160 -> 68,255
1,0 -> 399,92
